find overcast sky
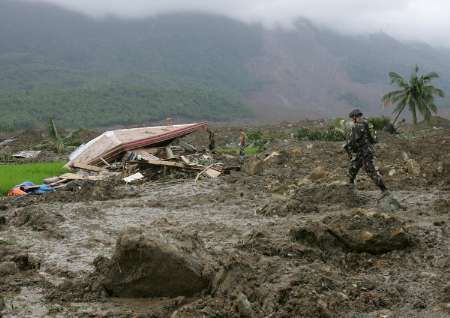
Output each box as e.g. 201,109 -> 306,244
29,0 -> 450,47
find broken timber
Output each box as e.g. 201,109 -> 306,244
67,122 -> 208,168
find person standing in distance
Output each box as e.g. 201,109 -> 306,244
344,109 -> 388,196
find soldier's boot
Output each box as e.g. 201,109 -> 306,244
347,177 -> 357,192
377,181 -> 390,199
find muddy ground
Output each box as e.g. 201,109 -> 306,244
0,120 -> 450,317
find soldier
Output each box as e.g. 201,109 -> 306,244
206,128 -> 216,153
344,109 -> 388,195
239,129 -> 247,160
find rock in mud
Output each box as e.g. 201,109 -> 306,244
406,159 -> 421,176
0,261 -> 18,276
323,211 -> 414,254
242,157 -> 264,176
309,166 -> 329,181
378,194 -> 403,213
292,211 -> 414,254
290,223 -> 342,252
95,227 -> 212,298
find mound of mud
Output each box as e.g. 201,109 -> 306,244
95,227 -> 212,298
259,183 -> 368,216
58,179 -> 134,202
239,229 -> 321,259
325,211 -> 414,254
290,222 -> 342,252
292,211 -> 415,254
0,244 -> 40,292
9,206 -> 65,238
296,184 -> 370,208
174,260 -> 338,318
258,197 -> 319,216
323,211 -> 414,254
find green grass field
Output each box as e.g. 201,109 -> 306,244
0,162 -> 67,195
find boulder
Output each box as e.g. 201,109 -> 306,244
324,211 -> 414,254
95,227 -> 211,298
242,157 -> 264,176
290,223 -> 341,251
378,194 -> 403,213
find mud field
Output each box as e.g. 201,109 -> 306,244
0,121 -> 450,317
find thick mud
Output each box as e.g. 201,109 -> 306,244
0,121 -> 450,317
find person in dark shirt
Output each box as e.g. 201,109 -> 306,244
207,128 -> 216,153
239,129 -> 247,160
344,109 -> 387,195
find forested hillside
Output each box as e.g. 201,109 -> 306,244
0,1 -> 261,129
0,0 -> 449,129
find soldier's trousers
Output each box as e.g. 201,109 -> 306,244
349,150 -> 386,190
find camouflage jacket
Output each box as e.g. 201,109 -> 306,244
344,119 -> 376,154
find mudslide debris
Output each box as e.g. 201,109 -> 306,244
94,227 -> 212,298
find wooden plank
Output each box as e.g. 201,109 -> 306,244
100,157 -> 111,166
205,168 -> 221,178
71,162 -> 105,172
180,155 -> 193,165
165,147 -> 176,159
59,173 -> 105,181
132,149 -> 160,161
144,159 -> 187,168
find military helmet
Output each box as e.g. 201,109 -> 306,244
349,109 -> 363,118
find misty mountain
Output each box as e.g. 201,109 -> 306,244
0,0 -> 449,129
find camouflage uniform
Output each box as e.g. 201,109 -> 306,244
344,119 -> 386,191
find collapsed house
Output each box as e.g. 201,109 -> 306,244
7,122 -> 235,197
60,122 -> 228,183
67,122 -> 208,169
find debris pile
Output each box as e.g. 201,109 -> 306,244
7,122 -> 230,197
62,122 -> 225,184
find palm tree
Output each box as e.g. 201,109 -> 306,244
382,65 -> 445,125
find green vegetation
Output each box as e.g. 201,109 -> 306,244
382,65 -> 445,124
368,116 -> 391,130
0,84 -> 252,131
0,4 -> 262,130
295,127 -> 346,142
246,129 -> 272,152
0,162 -> 67,195
47,118 -> 65,153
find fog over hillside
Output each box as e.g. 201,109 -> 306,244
0,0 -> 449,128
27,0 -> 450,47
